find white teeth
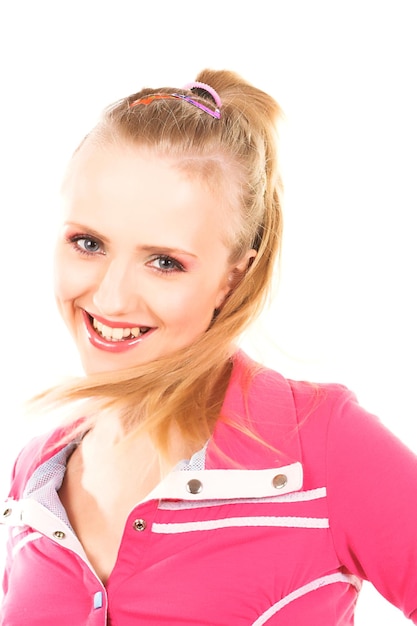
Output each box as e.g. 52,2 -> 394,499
92,317 -> 148,342
112,328 -> 124,340
102,324 -> 113,337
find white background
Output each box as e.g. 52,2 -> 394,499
0,1 -> 416,622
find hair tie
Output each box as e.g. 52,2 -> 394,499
130,81 -> 222,119
182,82 -> 222,108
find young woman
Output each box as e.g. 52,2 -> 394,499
1,69 -> 417,625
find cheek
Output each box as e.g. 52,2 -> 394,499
53,248 -> 91,303
153,283 -> 221,328
53,247 -> 68,299
54,251 -> 74,302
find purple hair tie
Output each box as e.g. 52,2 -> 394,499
129,81 -> 222,119
183,81 -> 222,108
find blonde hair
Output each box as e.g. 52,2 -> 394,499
36,69 -> 284,455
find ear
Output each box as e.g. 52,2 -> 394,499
214,249 -> 257,309
231,248 -> 257,284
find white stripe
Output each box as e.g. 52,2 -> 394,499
158,487 -> 327,511
252,573 -> 361,625
276,487 -> 326,502
11,527 -> 28,539
12,531 -> 43,557
152,515 -> 329,534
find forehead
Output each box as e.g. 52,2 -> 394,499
65,138 -> 223,198
62,139 -> 242,246
61,140 -> 239,251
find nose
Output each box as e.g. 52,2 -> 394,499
92,258 -> 138,316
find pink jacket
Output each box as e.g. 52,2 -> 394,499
1,351 -> 417,625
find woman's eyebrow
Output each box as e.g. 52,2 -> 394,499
64,222 -> 110,244
140,245 -> 198,258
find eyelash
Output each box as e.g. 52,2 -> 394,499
67,234 -> 103,256
148,255 -> 185,274
66,235 -> 185,274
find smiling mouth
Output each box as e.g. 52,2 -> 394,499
90,315 -> 151,342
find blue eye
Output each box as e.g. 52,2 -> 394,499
70,236 -> 102,255
150,255 -> 184,273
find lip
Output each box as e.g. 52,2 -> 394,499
87,311 -> 142,329
82,310 -> 155,353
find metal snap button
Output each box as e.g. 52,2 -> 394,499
133,519 -> 147,532
272,474 -> 288,489
53,530 -> 66,540
2,508 -> 12,518
186,479 -> 203,494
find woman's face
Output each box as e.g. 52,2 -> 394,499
55,141 -> 250,374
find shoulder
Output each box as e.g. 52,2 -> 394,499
231,350 -> 396,465
7,423 -> 81,499
232,349 -> 354,425
213,350 -> 355,468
